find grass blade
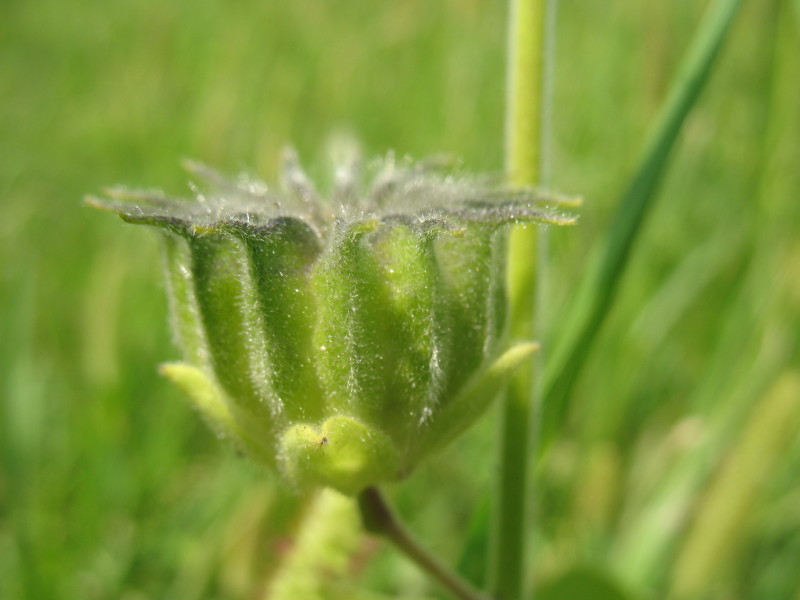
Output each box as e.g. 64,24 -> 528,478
540,0 -> 745,449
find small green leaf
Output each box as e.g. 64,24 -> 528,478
421,342 -> 539,459
159,362 -> 276,467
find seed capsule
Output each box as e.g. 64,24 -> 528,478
91,151 -> 575,495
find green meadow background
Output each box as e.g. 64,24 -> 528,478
1,1 -> 798,598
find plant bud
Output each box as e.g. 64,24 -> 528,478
90,150 -> 575,495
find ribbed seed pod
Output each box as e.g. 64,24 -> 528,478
228,218 -> 324,422
91,151 -> 576,495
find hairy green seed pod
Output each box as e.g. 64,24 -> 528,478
90,150 -> 575,495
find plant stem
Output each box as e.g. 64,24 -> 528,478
492,0 -> 552,598
357,487 -> 491,600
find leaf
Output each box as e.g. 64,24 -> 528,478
159,362 -> 277,467
540,0 -> 746,450
421,342 -> 539,458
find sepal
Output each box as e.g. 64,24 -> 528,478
159,362 -> 277,467
279,416 -> 399,496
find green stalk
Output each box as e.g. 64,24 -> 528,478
540,0 -> 745,450
491,0 -> 552,598
358,488 -> 491,600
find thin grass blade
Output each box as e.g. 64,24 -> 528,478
540,0 -> 745,449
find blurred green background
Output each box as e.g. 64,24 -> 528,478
1,1 -> 798,598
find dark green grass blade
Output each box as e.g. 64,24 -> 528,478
540,0 -> 745,450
